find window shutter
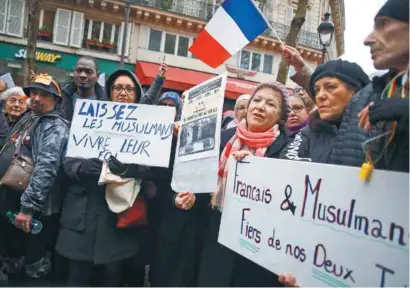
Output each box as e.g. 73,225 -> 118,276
53,9 -> 72,46
6,0 -> 25,37
0,0 -> 8,34
69,11 -> 84,48
117,22 -> 132,57
117,22 -> 124,56
303,11 -> 312,32
125,22 -> 132,56
285,7 -> 293,26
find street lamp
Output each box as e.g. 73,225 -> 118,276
120,0 -> 131,69
317,12 -> 335,64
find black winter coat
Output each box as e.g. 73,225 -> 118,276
56,73 -> 164,264
0,112 -> 8,148
280,112 -> 339,164
330,72 -> 409,172
149,137 -> 210,286
197,126 -> 287,287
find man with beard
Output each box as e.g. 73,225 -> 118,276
59,56 -> 167,121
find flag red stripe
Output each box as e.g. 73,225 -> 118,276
189,29 -> 231,69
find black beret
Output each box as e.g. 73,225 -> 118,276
375,0 -> 409,23
309,60 -> 370,97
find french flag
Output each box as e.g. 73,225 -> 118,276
189,0 -> 269,69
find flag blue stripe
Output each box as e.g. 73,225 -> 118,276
221,0 -> 268,42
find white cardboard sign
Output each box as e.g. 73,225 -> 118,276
66,99 -> 175,167
218,156 -> 409,287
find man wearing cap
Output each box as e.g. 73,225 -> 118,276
330,0 -> 409,172
0,74 -> 69,283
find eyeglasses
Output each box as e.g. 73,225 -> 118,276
290,104 -> 306,113
7,98 -> 26,105
112,85 -> 135,95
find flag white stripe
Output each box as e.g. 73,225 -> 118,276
204,7 -> 249,56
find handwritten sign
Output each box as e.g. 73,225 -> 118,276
218,157 -> 409,287
66,99 -> 175,168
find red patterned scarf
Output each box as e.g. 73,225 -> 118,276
212,120 -> 280,209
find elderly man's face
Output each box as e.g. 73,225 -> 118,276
364,17 -> 409,71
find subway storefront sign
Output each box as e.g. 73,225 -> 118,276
15,49 -> 62,64
0,43 -> 133,75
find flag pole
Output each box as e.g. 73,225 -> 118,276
249,0 -> 285,47
266,22 -> 285,47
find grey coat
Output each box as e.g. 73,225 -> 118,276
56,72 -> 164,264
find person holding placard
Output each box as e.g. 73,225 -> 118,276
197,82 -> 291,287
56,70 -> 159,287
280,60 -> 370,164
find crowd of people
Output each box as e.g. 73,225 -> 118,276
0,0 -> 408,286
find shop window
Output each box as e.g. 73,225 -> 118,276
164,33 -> 177,55
177,36 -> 189,57
263,54 -> 273,74
148,29 -> 162,52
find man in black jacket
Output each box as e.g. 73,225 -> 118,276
58,56 -> 105,122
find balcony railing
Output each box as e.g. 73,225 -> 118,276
131,0 -> 322,50
264,22 -> 322,50
130,0 -> 216,21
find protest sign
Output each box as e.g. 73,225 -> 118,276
171,73 -> 227,193
0,73 -> 15,88
219,156 -> 409,287
66,99 -> 175,168
175,73 -> 226,163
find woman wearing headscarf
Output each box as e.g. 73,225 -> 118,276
280,60 -> 370,163
224,94 -> 251,130
142,92 -> 204,286
286,88 -> 314,138
197,82 -> 290,287
56,70 -> 157,287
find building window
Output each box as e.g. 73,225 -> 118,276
251,52 -> 262,72
263,54 -> 273,74
240,50 -> 251,70
240,50 -> 273,75
82,19 -> 119,53
148,29 -> 195,59
177,36 -> 189,57
149,29 -> 162,52
285,7 -> 294,26
164,33 -> 177,55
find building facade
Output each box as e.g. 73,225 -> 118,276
0,0 -> 345,106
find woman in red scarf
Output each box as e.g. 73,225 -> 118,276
197,82 -> 291,287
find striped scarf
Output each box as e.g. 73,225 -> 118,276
212,120 -> 280,209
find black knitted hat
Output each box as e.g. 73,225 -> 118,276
309,60 -> 370,97
375,0 -> 409,23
